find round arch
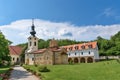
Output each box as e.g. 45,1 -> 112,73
80,57 -> 85,63
74,58 -> 79,63
68,58 -> 72,62
87,57 -> 93,63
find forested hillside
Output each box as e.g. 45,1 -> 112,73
97,31 -> 120,56
18,31 -> 120,56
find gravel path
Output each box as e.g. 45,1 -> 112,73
9,65 -> 40,80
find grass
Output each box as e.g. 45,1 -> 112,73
0,66 -> 11,80
0,67 -> 9,74
23,60 -> 120,80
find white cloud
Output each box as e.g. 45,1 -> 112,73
99,8 -> 120,21
0,19 -> 120,45
102,8 -> 115,17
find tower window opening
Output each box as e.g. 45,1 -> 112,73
34,42 -> 36,46
32,58 -> 34,61
30,41 -> 31,46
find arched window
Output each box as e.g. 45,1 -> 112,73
89,51 -> 91,54
13,57 -> 14,61
34,42 -> 36,46
75,52 -> 76,55
32,58 -> 34,61
17,58 -> 19,61
81,52 -> 83,55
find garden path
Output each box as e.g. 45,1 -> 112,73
9,65 -> 40,80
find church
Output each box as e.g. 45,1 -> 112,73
25,20 -> 99,65
25,21 -> 68,65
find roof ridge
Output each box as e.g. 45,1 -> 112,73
10,46 -> 19,55
62,41 -> 97,47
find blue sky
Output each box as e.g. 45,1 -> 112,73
0,0 -> 120,45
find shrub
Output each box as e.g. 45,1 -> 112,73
36,72 -> 41,76
35,64 -> 38,67
26,68 -> 30,71
69,60 -> 73,65
0,77 -> 2,80
38,66 -> 50,72
20,63 -> 23,66
116,59 -> 120,63
33,71 -> 36,75
9,67 -> 13,71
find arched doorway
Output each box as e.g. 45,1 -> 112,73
80,57 -> 85,63
87,57 -> 93,63
68,58 -> 72,62
61,52 -> 67,64
74,58 -> 78,63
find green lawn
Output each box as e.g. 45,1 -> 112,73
24,60 -> 120,80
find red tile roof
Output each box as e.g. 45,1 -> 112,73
9,46 -> 22,55
62,41 -> 97,51
33,48 -> 63,54
30,41 -> 97,54
33,49 -> 46,54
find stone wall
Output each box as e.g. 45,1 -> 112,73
99,56 -> 119,60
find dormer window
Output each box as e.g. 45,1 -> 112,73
81,45 -> 85,49
88,45 -> 93,48
34,38 -> 36,40
64,48 -> 67,51
69,47 -> 73,51
75,46 -> 79,50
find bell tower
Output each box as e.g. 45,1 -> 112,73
27,19 -> 39,53
49,38 -> 58,49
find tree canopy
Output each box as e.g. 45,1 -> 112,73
96,31 -> 120,56
0,32 -> 11,66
